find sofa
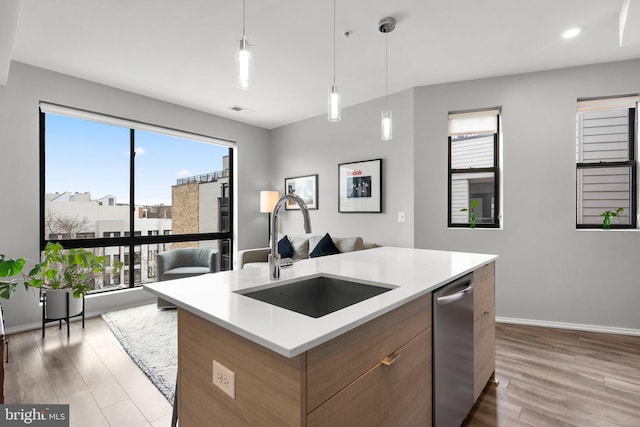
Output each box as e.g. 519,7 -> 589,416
237,233 -> 378,269
156,248 -> 220,307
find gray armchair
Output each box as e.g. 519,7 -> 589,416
156,248 -> 219,308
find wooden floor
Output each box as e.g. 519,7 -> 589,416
3,318 -> 640,426
4,317 -> 173,427
465,323 -> 640,427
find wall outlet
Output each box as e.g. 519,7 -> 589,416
213,360 -> 236,399
398,211 -> 406,223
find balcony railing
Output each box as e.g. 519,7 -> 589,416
176,170 -> 227,185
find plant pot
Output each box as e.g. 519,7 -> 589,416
45,288 -> 83,319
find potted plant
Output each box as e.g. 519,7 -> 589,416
24,242 -> 122,319
601,207 -> 624,230
460,199 -> 479,229
0,254 -> 26,300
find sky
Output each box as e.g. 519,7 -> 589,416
45,114 -> 229,205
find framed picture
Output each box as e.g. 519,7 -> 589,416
338,159 -> 382,213
284,174 -> 318,210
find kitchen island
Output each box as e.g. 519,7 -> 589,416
145,246 -> 497,426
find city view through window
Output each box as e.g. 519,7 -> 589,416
43,112 -> 232,292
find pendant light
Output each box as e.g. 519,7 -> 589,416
328,0 -> 341,121
236,0 -> 252,90
378,17 -> 395,140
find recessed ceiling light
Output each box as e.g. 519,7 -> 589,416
563,27 -> 581,39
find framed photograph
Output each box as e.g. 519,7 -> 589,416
284,174 -> 318,210
338,159 -> 382,213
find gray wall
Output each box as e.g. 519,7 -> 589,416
0,62 -> 270,331
269,89 -> 415,247
414,59 -> 640,331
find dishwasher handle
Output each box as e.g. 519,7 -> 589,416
436,282 -> 473,305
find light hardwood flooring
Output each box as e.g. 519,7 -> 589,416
4,318 -> 640,426
465,323 -> 640,426
4,317 -> 173,427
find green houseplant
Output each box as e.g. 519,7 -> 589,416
601,207 -> 624,230
0,254 -> 26,299
24,242 -> 122,319
460,199 -> 479,229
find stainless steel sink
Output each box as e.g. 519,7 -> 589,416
238,276 -> 393,318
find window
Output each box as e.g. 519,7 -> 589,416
40,103 -> 234,293
448,109 -> 501,227
576,97 -> 637,228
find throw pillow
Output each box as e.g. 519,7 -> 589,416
334,236 -> 364,253
289,235 -> 310,259
278,235 -> 294,258
309,233 -> 341,258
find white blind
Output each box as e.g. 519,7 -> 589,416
448,108 -> 500,136
39,102 -> 236,147
577,96 -> 639,113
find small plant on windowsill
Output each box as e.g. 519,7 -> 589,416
460,199 -> 479,229
601,207 -> 624,230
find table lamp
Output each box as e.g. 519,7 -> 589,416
260,191 -> 279,243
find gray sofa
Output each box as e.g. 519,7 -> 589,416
156,248 -> 219,307
237,235 -> 378,269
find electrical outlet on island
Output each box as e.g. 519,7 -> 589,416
212,360 -> 236,399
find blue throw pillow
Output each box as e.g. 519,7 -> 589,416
278,235 -> 294,258
309,233 -> 341,258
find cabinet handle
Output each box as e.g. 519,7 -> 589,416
381,353 -> 400,367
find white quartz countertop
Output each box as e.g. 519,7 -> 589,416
144,247 -> 498,358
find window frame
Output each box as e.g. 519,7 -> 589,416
39,107 -> 235,289
447,112 -> 501,228
576,106 -> 637,229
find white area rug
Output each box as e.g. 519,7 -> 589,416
102,304 -> 176,403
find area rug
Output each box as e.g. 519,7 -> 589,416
102,304 -> 177,403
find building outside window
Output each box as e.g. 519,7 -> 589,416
448,109 -> 501,228
40,103 -> 234,293
576,96 -> 637,228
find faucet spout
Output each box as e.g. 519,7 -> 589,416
269,193 -> 312,279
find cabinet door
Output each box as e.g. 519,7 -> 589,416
307,329 -> 432,427
473,262 -> 495,402
307,295 -> 431,412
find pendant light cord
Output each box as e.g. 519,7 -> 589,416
385,33 -> 388,108
242,0 -> 246,37
333,0 -> 336,85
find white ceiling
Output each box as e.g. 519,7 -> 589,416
3,0 -> 640,129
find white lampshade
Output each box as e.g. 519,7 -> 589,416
381,110 -> 392,140
236,36 -> 252,90
328,83 -> 341,122
260,191 -> 279,213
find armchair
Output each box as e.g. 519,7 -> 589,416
156,248 -> 219,308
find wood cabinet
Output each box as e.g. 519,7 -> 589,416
307,329 -> 431,427
473,262 -> 496,402
307,295 -> 431,426
177,294 -> 432,427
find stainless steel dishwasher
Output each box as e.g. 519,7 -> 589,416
433,272 -> 474,427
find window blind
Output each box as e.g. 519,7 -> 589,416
39,102 -> 236,147
577,96 -> 639,112
448,108 -> 500,136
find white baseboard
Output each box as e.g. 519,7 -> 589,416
496,316 -> 640,336
4,303 -> 154,335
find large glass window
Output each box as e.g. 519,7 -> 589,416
448,109 -> 501,228
576,97 -> 637,229
40,104 -> 234,292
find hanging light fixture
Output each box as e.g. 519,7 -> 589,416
378,16 -> 395,140
236,0 -> 253,90
328,0 -> 341,121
